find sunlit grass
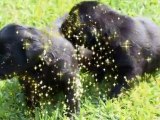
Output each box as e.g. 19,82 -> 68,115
0,0 -> 160,119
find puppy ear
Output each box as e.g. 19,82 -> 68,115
22,30 -> 44,61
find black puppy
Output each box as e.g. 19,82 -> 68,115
61,1 -> 160,98
0,23 -> 81,117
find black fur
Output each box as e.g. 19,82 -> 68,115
61,1 -> 160,98
0,23 -> 81,117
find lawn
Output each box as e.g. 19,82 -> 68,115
0,0 -> 160,120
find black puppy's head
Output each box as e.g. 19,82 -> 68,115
62,1 -> 108,49
0,24 -> 44,78
61,1 -> 129,51
61,1 -> 97,49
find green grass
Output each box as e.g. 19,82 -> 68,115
0,0 -> 160,120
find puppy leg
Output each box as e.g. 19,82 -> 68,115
109,66 -> 135,98
109,75 -> 130,98
62,72 -> 81,118
19,78 -> 40,109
